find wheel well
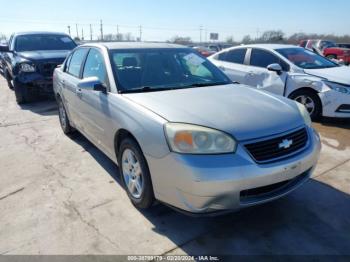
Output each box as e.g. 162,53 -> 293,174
288,87 -> 319,98
288,87 -> 323,111
114,129 -> 139,158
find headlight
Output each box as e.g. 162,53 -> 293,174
296,102 -> 312,127
19,63 -> 36,73
164,123 -> 237,154
323,80 -> 350,94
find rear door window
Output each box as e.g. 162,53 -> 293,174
219,48 -> 247,64
64,53 -> 73,72
67,48 -> 89,78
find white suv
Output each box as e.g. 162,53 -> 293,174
209,44 -> 350,120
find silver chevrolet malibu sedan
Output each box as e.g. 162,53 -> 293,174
53,43 -> 321,215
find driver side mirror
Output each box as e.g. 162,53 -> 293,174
0,44 -> 10,52
77,77 -> 107,93
267,63 -> 283,75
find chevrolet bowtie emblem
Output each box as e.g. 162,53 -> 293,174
279,139 -> 293,149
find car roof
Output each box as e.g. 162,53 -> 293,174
82,42 -> 187,50
239,44 -> 301,50
13,31 -> 70,37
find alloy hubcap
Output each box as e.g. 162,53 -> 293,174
295,95 -> 315,115
122,149 -> 143,199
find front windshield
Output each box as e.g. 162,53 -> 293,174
276,48 -> 338,69
15,34 -> 76,52
110,48 -> 231,92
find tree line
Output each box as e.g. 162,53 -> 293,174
171,31 -> 350,45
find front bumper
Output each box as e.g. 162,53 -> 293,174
320,89 -> 350,118
146,127 -> 321,214
15,73 -> 54,95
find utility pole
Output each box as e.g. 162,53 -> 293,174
100,20 -> 103,41
90,24 -> 93,41
199,25 -> 203,43
81,27 -> 84,40
76,24 -> 79,39
116,25 -> 119,41
139,25 -> 142,42
67,25 -> 71,36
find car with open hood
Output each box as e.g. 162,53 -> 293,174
53,42 -> 321,215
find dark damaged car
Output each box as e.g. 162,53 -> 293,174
0,32 -> 76,104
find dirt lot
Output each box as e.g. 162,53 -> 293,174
0,75 -> 349,255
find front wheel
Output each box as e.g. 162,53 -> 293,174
13,81 -> 28,104
289,90 -> 322,121
118,138 -> 154,209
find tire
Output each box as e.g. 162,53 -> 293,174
118,138 -> 154,209
13,81 -> 29,104
57,97 -> 74,134
326,55 -> 337,60
289,89 -> 322,121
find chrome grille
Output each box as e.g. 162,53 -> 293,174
245,128 -> 309,163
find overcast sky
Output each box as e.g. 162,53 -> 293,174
0,0 -> 348,41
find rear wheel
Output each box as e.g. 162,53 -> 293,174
118,138 -> 154,209
57,98 -> 74,134
289,90 -> 322,121
326,54 -> 337,60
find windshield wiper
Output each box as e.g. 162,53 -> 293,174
119,81 -> 231,94
119,86 -> 181,94
188,81 -> 231,87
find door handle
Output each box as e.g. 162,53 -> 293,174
76,88 -> 83,98
219,66 -> 226,71
248,71 -> 255,76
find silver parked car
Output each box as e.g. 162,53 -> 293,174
53,43 -> 321,215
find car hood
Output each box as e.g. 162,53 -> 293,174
17,50 -> 70,61
304,66 -> 350,85
124,84 -> 304,141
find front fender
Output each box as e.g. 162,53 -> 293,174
107,94 -> 170,161
285,73 -> 328,97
